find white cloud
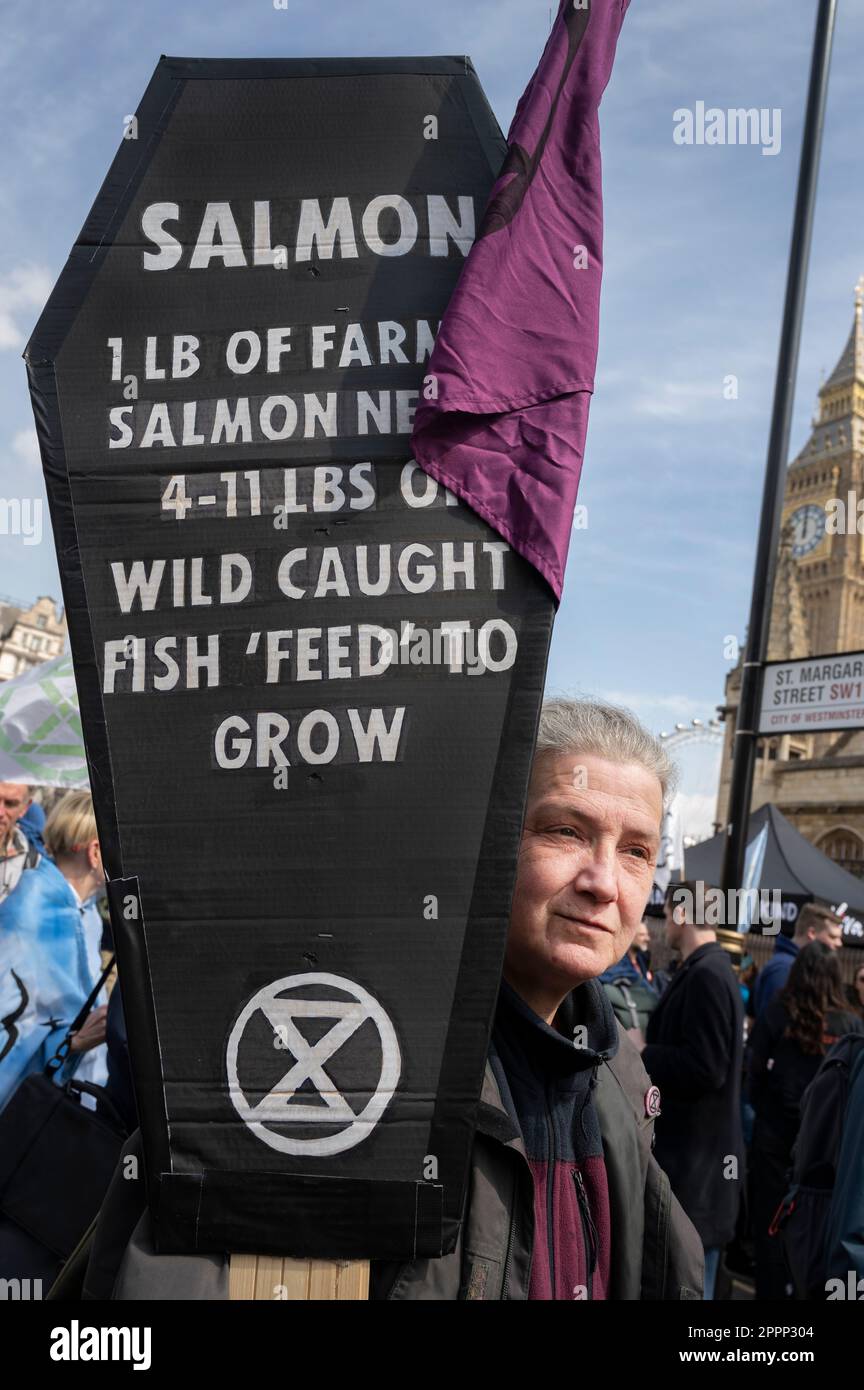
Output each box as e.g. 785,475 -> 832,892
542,684 -> 714,727
676,792 -> 720,846
0,264 -> 52,351
629,379 -> 733,420
600,690 -> 713,726
11,427 -> 41,474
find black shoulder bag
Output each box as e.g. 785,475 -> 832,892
0,956 -> 128,1271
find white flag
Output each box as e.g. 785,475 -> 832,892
0,654 -> 88,788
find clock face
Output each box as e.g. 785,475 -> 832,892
789,503 -> 826,558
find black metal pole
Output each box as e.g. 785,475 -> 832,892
721,0 -> 837,910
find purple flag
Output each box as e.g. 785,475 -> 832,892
411,0 -> 631,600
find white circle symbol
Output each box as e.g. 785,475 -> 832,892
226,971 -> 401,1157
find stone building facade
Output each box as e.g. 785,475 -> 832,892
716,281 -> 864,879
0,595 -> 67,683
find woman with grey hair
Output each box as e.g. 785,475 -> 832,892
534,698 -> 678,805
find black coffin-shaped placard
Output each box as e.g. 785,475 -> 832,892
26,57 -> 555,1260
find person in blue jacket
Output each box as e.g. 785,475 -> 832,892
18,799 -> 46,855
599,918 -> 660,1036
0,791 -> 108,1112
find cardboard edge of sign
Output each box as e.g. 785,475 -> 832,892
27,56 -> 557,1263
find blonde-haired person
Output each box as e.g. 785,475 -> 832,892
0,790 -> 108,1112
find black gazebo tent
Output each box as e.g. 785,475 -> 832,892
685,804 -> 864,945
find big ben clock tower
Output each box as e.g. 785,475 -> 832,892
787,502 -> 827,560
780,274 -> 864,661
716,279 -> 864,877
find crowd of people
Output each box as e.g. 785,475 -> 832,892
600,893 -> 864,1299
0,783 -> 135,1287
0,786 -> 111,1100
1,695 -> 864,1301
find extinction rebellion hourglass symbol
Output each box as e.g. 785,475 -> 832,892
226,973 -> 401,1157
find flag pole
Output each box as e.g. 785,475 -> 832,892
721,0 -> 838,911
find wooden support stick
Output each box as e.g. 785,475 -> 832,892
229,1254 -> 370,1300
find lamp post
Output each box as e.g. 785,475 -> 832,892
721,0 -> 838,914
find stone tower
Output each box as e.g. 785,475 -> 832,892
716,280 -> 864,877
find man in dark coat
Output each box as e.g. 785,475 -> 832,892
640,881 -> 744,1299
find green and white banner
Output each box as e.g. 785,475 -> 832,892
0,654 -> 87,787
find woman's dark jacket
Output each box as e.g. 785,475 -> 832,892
749,996 -> 864,1152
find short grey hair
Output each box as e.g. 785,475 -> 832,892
535,697 -> 678,807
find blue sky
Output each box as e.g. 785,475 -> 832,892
1,0 -> 862,748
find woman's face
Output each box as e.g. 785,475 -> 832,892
856,970 -> 864,1004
